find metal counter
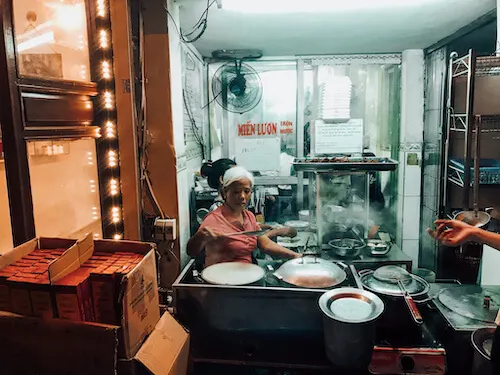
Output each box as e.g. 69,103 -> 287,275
172,259 -> 345,367
172,249 -> 412,367
322,243 -> 413,271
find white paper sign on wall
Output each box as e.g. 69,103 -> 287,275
235,137 -> 280,172
314,119 -> 364,155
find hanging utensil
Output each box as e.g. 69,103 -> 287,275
371,265 -> 423,324
454,117 -> 491,229
397,279 -> 424,325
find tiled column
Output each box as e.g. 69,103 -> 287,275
396,50 -> 425,268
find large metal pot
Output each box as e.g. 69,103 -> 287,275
318,288 -> 384,369
328,238 -> 365,258
471,327 -> 494,375
272,254 -> 347,288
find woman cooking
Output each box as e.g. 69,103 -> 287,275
200,158 -> 297,239
188,166 -> 300,267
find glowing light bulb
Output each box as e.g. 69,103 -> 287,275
113,234 -> 122,240
103,91 -> 113,109
109,179 -> 119,196
97,0 -> 106,17
99,30 -> 109,49
101,60 -> 111,79
105,121 -> 115,138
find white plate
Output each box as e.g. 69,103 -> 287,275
330,297 -> 374,321
201,262 -> 265,285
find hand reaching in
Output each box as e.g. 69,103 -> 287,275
427,219 -> 477,247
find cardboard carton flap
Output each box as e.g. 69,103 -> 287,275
0,238 -> 38,268
49,233 -> 94,282
135,312 -> 189,375
95,239 -> 157,254
39,237 -> 77,249
121,250 -> 160,358
48,243 -> 81,283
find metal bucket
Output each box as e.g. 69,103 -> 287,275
471,327 -> 494,375
318,288 -> 384,370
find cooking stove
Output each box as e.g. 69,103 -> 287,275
188,258 -> 359,289
369,324 -> 446,375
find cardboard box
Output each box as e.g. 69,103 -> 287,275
0,237 -> 77,317
0,310 -> 189,375
53,267 -> 94,322
0,234 -> 160,360
61,235 -> 160,359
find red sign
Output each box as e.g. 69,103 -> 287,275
238,121 -> 277,137
237,120 -> 294,137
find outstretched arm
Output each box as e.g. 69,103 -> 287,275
257,235 -> 300,259
428,219 -> 500,251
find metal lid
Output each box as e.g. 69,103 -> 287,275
373,265 -> 412,283
360,271 -> 429,297
275,256 -> 346,288
438,285 -> 500,323
319,288 -> 384,323
201,262 -> 265,285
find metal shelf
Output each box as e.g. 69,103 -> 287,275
292,157 -> 398,172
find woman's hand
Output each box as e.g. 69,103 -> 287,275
427,219 -> 477,247
199,227 -> 225,244
277,226 -> 297,238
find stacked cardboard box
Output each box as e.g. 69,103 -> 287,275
0,247 -> 146,324
86,251 -> 143,325
0,235 -> 159,361
0,248 -> 68,317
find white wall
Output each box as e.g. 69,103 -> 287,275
397,49 -> 425,269
167,0 -> 207,267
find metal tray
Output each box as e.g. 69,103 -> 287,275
292,157 -> 398,172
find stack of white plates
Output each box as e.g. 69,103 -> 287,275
318,76 -> 352,122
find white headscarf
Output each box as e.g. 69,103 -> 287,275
222,166 -> 254,189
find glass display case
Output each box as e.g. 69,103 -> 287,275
0,0 -> 123,245
27,139 -> 102,239
13,0 -> 91,82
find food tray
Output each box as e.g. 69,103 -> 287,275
293,157 -> 398,172
449,158 -> 500,185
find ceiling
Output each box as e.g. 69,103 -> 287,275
176,0 -> 496,57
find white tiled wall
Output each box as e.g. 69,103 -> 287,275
399,50 -> 425,269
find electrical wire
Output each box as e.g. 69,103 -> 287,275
163,0 -> 215,44
202,90 -> 222,109
183,0 -> 215,37
183,88 -> 205,159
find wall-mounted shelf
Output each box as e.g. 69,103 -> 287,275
442,49 -> 500,214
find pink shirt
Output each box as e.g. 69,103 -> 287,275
200,204 -> 260,267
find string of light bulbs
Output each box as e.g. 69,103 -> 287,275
93,0 -> 123,241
